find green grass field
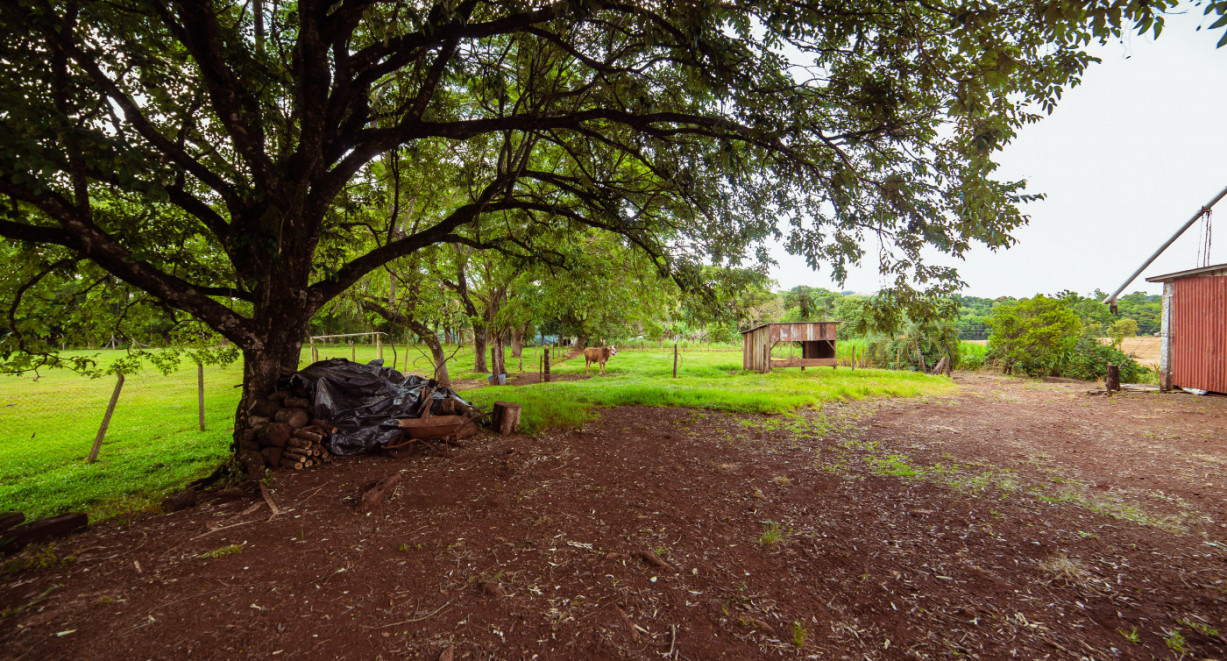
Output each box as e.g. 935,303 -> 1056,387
1,345 -> 954,521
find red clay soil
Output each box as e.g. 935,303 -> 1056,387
3,373 -> 1227,659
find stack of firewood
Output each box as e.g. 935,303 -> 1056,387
237,390 -> 337,471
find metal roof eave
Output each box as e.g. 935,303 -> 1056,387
1145,262 -> 1227,283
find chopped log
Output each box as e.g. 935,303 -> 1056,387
278,458 -> 304,470
492,401 -> 522,436
416,385 -> 435,418
260,446 -> 284,467
437,398 -> 457,415
259,422 -> 292,448
248,415 -> 271,427
249,399 -> 280,418
0,512 -> 25,533
1106,363 -> 1121,393
292,429 -> 323,443
161,487 -> 197,513
4,513 -> 88,551
283,396 -> 311,409
282,448 -> 310,461
397,415 -> 469,440
358,472 -> 403,512
274,407 -> 310,428
303,460 -> 315,468
238,449 -> 266,479
285,436 -> 313,450
929,356 -> 950,376
318,452 -> 333,463
311,419 -> 338,433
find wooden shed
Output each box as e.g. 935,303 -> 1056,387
1145,263 -> 1227,393
741,322 -> 839,373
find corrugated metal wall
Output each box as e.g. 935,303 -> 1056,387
1171,276 -> 1227,393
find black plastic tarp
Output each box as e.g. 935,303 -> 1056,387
289,358 -> 472,456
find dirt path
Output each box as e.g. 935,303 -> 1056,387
3,374 -> 1226,659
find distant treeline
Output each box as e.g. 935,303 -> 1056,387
951,290 -> 1160,340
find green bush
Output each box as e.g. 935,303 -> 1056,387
987,296 -> 1080,376
1058,333 -> 1149,383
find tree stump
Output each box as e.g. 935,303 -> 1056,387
492,401 -> 522,436
1106,363 -> 1121,393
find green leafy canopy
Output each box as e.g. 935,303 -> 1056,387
1,0 -> 1222,388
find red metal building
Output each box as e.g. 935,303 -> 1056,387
1146,263 -> 1227,394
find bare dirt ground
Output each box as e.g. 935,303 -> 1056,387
3,374 -> 1226,660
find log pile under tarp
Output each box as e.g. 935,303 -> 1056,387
235,358 -> 484,471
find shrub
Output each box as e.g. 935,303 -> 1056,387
987,296 -> 1080,376
1058,331 -> 1148,382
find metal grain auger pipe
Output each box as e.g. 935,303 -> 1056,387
1102,183 -> 1227,314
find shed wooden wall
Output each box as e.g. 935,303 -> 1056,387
742,326 -> 772,371
741,323 -> 839,372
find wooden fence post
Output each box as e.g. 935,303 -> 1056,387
350,341 -> 356,361
88,372 -> 125,463
543,347 -> 551,383
376,334 -> 383,361
673,342 -> 678,378
197,360 -> 206,431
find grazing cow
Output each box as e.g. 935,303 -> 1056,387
583,345 -> 618,374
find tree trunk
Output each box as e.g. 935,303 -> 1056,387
472,323 -> 489,373
423,331 -> 450,387
511,327 -> 524,358
233,321 -> 308,458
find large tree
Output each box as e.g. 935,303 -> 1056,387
3,0 -> 1220,458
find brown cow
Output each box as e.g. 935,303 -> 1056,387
583,345 -> 618,374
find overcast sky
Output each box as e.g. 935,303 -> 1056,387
771,9 -> 1227,299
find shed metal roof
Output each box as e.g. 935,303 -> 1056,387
739,321 -> 840,334
1145,263 -> 1227,283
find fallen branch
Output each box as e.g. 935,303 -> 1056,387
357,472 -> 403,512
